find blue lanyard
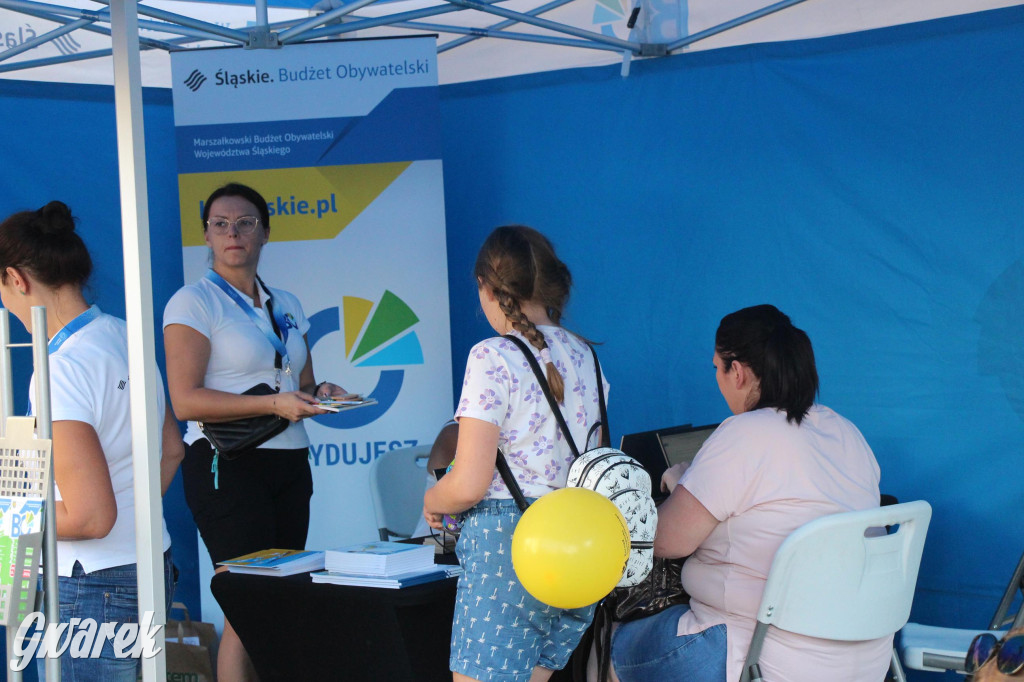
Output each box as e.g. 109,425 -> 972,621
48,305 -> 101,355
29,305 -> 101,416
204,270 -> 290,369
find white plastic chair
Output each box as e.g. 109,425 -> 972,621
739,500 -> 932,682
898,549 -> 1024,675
368,444 -> 432,541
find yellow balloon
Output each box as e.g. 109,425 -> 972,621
511,487 -> 630,609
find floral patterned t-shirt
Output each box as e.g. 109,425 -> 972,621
455,325 -> 610,499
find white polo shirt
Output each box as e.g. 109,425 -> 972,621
29,309 -> 172,576
163,276 -> 313,450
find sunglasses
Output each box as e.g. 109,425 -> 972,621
966,632 -> 1024,675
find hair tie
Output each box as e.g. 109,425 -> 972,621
540,347 -> 553,365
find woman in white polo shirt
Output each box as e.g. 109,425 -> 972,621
163,182 -> 349,682
0,200 -> 183,682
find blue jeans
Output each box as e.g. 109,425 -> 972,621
611,604 -> 728,682
35,549 -> 175,682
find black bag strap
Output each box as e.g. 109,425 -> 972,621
495,448 -> 530,513
503,334 -> 610,452
496,334 -> 610,513
257,276 -> 283,374
590,344 -> 610,448
503,334 -> 580,457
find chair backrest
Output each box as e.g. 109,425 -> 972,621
990,549 -> 1024,631
368,444 -> 432,541
757,500 -> 932,640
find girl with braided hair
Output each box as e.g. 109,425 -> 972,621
424,225 -> 608,682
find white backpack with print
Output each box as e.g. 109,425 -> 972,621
566,447 -> 657,587
498,335 -> 657,589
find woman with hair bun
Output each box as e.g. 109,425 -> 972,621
0,201 -> 182,681
609,304 -> 889,682
423,225 -> 609,682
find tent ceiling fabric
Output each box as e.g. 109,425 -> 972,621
0,0 -> 1021,86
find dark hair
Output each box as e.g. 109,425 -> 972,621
715,304 -> 818,424
0,201 -> 92,288
202,183 -> 270,232
474,225 -> 572,402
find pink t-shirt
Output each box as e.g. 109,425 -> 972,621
676,404 -> 892,682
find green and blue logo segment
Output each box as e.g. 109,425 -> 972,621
593,0 -> 628,36
307,290 -> 423,428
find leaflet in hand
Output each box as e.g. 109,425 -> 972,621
315,396 -> 378,413
218,549 -> 325,576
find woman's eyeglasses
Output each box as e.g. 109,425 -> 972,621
966,632 -> 1024,675
206,216 -> 261,235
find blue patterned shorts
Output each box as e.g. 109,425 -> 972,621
450,499 -> 596,682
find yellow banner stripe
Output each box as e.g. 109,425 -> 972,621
177,162 -> 412,246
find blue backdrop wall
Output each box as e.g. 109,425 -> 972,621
439,7 -> 1024,653
0,5 -> 1021,680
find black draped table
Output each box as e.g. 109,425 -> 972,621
212,569 -> 458,681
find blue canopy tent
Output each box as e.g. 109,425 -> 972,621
1,1 -> 1023,680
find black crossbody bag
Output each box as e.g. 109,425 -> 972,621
198,278 -> 288,460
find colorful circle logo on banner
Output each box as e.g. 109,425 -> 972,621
307,290 -> 423,429
511,487 -> 630,609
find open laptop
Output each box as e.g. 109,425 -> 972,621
620,423 -> 720,501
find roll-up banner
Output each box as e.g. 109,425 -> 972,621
169,37 -> 452,602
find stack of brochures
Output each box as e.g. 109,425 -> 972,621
325,541 -> 435,574
311,541 -> 462,589
218,549 -> 326,576
311,564 -> 462,589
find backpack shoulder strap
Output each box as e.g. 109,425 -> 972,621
589,344 -> 611,448
495,448 -> 530,513
503,334 -> 580,458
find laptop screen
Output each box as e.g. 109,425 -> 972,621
620,423 -> 719,499
619,425 -> 689,485
659,424 -> 718,469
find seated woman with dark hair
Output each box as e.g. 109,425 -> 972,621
610,304 -> 890,682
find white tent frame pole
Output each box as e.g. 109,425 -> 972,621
277,0 -> 377,43
407,20 -> 626,51
437,0 -> 573,52
0,0 -> 228,45
30,307 -> 59,682
0,312 -> 13,436
0,312 -> 15,682
667,0 -> 809,52
92,0 -> 250,42
281,1 -> 481,42
0,310 -> 23,682
0,15 -> 95,62
0,48 -> 124,71
255,0 -> 268,28
448,0 -> 639,51
0,2 -> 179,49
110,0 -> 167,679
0,0 -> 999,73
